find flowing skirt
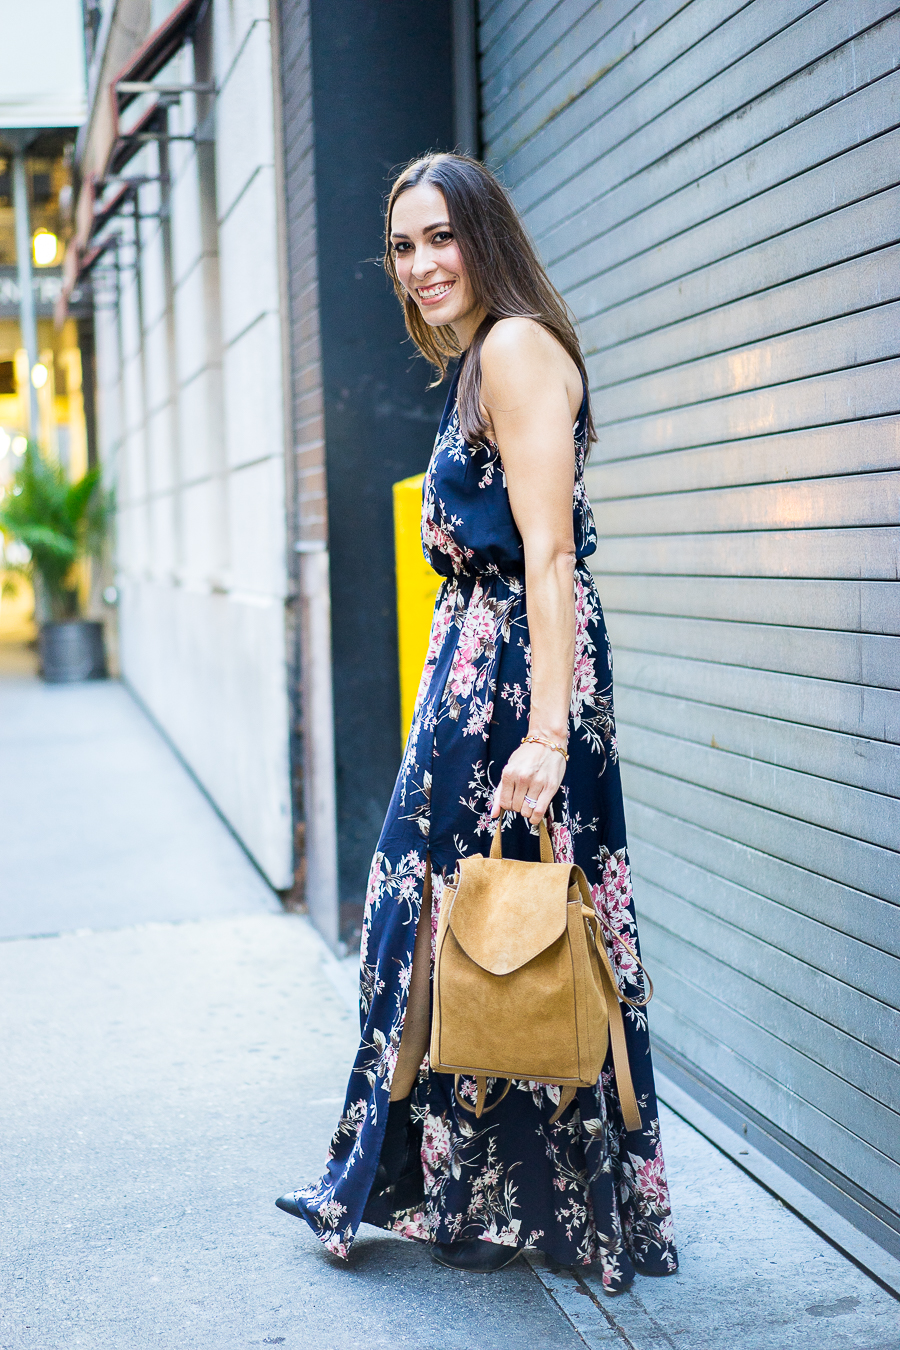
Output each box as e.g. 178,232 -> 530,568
291,565 -> 678,1292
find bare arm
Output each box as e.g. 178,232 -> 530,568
482,318 -> 583,827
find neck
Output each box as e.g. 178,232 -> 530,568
451,304 -> 488,351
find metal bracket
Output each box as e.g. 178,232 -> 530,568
116,81 -> 215,96
100,175 -> 159,187
130,133 -> 196,143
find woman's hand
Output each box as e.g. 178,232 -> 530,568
491,737 -> 567,827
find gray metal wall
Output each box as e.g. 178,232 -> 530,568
480,0 -> 900,1251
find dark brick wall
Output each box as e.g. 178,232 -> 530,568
278,0 -> 456,930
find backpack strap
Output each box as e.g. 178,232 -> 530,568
454,1073 -> 512,1119
575,871 -> 647,1134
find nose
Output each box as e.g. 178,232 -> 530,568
410,243 -> 437,283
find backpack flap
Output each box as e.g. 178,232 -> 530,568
447,854 -> 571,975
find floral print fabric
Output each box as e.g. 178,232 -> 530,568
287,359 -> 678,1290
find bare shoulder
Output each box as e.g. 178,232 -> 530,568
480,317 -> 581,416
481,317 -> 566,383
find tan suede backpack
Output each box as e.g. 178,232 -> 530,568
430,819 -> 652,1129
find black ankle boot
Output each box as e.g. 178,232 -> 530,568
361,1094 -> 425,1227
431,1239 -> 522,1272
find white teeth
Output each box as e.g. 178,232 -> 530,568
419,282 -> 453,298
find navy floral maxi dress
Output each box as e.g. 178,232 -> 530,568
288,359 -> 678,1292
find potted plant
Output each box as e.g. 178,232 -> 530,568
0,441 -> 109,683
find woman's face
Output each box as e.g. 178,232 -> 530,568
390,182 -> 484,343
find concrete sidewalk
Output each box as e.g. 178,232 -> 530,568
1,653 -> 897,1349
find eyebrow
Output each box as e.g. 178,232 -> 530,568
390,220 -> 451,239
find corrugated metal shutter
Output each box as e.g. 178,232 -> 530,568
480,0 -> 900,1248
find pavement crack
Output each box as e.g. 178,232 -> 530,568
571,1271 -> 641,1349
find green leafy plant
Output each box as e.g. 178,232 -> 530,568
0,441 -> 108,622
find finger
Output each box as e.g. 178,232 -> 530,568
496,766 -> 519,816
519,780 -> 548,825
490,788 -> 511,819
510,775 -> 534,816
529,784 -> 556,826
511,785 -> 530,816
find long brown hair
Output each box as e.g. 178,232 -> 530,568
383,152 -> 595,445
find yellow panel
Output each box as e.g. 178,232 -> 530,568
393,473 -> 442,743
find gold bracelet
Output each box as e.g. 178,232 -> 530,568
521,734 -> 569,762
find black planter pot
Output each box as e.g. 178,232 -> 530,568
38,621 -> 107,684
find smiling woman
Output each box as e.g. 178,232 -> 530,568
276,153 -> 678,1291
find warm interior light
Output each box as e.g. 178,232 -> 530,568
32,230 -> 58,266
31,363 -> 48,389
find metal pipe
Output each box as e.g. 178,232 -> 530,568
11,146 -> 40,438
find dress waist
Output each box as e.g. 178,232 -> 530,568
434,558 -> 594,601
435,568 -> 522,601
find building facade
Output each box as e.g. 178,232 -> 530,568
75,0 -> 898,1270
76,0 -> 296,890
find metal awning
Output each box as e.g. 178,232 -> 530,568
106,0 -> 212,164
105,102 -> 167,181
58,0 -> 209,322
112,0 -> 209,121
78,234 -> 120,278
90,183 -> 132,239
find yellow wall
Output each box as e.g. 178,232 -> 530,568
393,473 -> 441,742
0,572 -> 35,641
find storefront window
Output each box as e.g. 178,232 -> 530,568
0,138 -> 89,640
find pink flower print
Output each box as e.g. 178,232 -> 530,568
549,821 -> 574,864
390,1208 -> 431,1241
447,589 -> 499,712
449,653 -> 478,702
629,1144 -> 670,1212
421,490 -> 473,576
571,648 -> 597,709
463,697 -> 493,739
484,1219 -> 521,1247
414,589 -> 455,716
604,851 -> 630,898
591,849 -> 639,982
467,599 -> 496,652
570,573 -> 598,722
456,1076 -> 478,1104
422,1113 -> 451,1170
318,1198 -> 347,1228
430,872 -> 443,961
425,590 -> 455,664
500,681 -> 527,718
364,852 -> 385,919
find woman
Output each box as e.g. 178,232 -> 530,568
277,153 -> 678,1292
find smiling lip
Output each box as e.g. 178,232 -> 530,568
417,280 -> 455,306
